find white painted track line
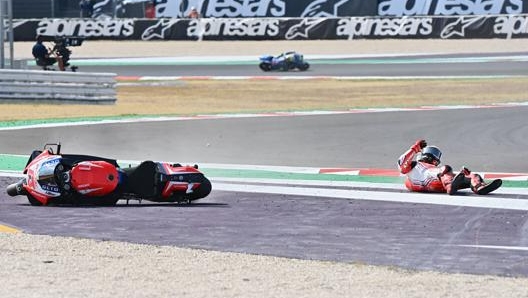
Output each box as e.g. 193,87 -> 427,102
213,182 -> 528,211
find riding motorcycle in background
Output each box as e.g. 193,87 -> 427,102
259,51 -> 310,72
6,144 -> 212,206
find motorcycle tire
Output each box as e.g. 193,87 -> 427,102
259,62 -> 271,72
190,177 -> 212,201
27,194 -> 43,206
298,63 -> 310,71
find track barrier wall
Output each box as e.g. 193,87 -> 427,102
0,69 -> 116,104
13,0 -> 528,19
10,14 -> 528,41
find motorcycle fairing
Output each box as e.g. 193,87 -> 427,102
60,154 -> 119,168
157,163 -> 203,198
125,161 -> 204,200
24,150 -> 62,204
259,55 -> 273,61
71,161 -> 119,197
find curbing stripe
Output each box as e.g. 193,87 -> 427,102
1,154 -> 527,184
213,182 -> 528,211
0,224 -> 21,234
319,168 -> 528,180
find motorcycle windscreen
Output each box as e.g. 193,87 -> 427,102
71,161 -> 118,196
36,158 -> 62,197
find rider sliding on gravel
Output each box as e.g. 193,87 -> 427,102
398,139 -> 502,195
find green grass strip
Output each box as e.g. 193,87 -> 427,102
0,154 -> 28,171
202,168 -> 402,183
1,154 -> 526,188
0,115 -> 165,128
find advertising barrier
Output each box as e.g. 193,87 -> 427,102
91,0 -> 378,19
92,0 -> 528,19
378,0 -> 528,16
12,14 -> 528,41
12,0 -> 528,20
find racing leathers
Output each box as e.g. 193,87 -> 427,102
398,140 -> 454,193
397,140 -> 502,195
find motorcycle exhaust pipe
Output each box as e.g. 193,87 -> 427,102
6,180 -> 27,197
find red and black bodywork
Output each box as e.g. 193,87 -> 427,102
6,144 -> 211,206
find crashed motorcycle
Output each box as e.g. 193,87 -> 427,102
6,144 -> 212,206
259,51 -> 310,72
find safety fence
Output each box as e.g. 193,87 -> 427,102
0,69 -> 116,104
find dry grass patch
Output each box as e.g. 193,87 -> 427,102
1,78 -> 527,121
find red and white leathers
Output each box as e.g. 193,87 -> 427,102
398,140 -> 502,195
398,144 -> 456,193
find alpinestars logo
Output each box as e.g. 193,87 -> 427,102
141,19 -> 180,40
440,16 -> 485,38
285,19 -> 325,39
286,0 -> 349,40
10,20 -> 28,29
2,20 -> 27,37
301,0 -> 350,17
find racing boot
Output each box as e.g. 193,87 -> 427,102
447,171 -> 468,195
466,167 -> 502,195
439,165 -> 472,195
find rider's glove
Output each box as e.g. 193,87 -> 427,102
411,139 -> 427,153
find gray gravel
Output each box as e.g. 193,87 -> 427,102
1,233 -> 528,298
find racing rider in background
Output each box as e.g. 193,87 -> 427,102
398,139 -> 502,195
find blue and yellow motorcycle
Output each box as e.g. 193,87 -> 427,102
259,51 -> 310,72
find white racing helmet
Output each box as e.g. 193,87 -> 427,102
421,146 -> 442,164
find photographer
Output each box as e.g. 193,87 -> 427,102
32,35 -> 65,71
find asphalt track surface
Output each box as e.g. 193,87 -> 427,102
1,107 -> 528,172
77,52 -> 528,77
2,54 -> 528,277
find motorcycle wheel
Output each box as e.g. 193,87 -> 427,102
259,62 -> 271,72
27,194 -> 43,206
190,177 -> 212,201
298,62 -> 310,71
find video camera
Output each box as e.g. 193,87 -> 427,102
39,35 -> 84,46
53,36 -> 84,47
52,37 -> 84,65
39,35 -> 84,71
